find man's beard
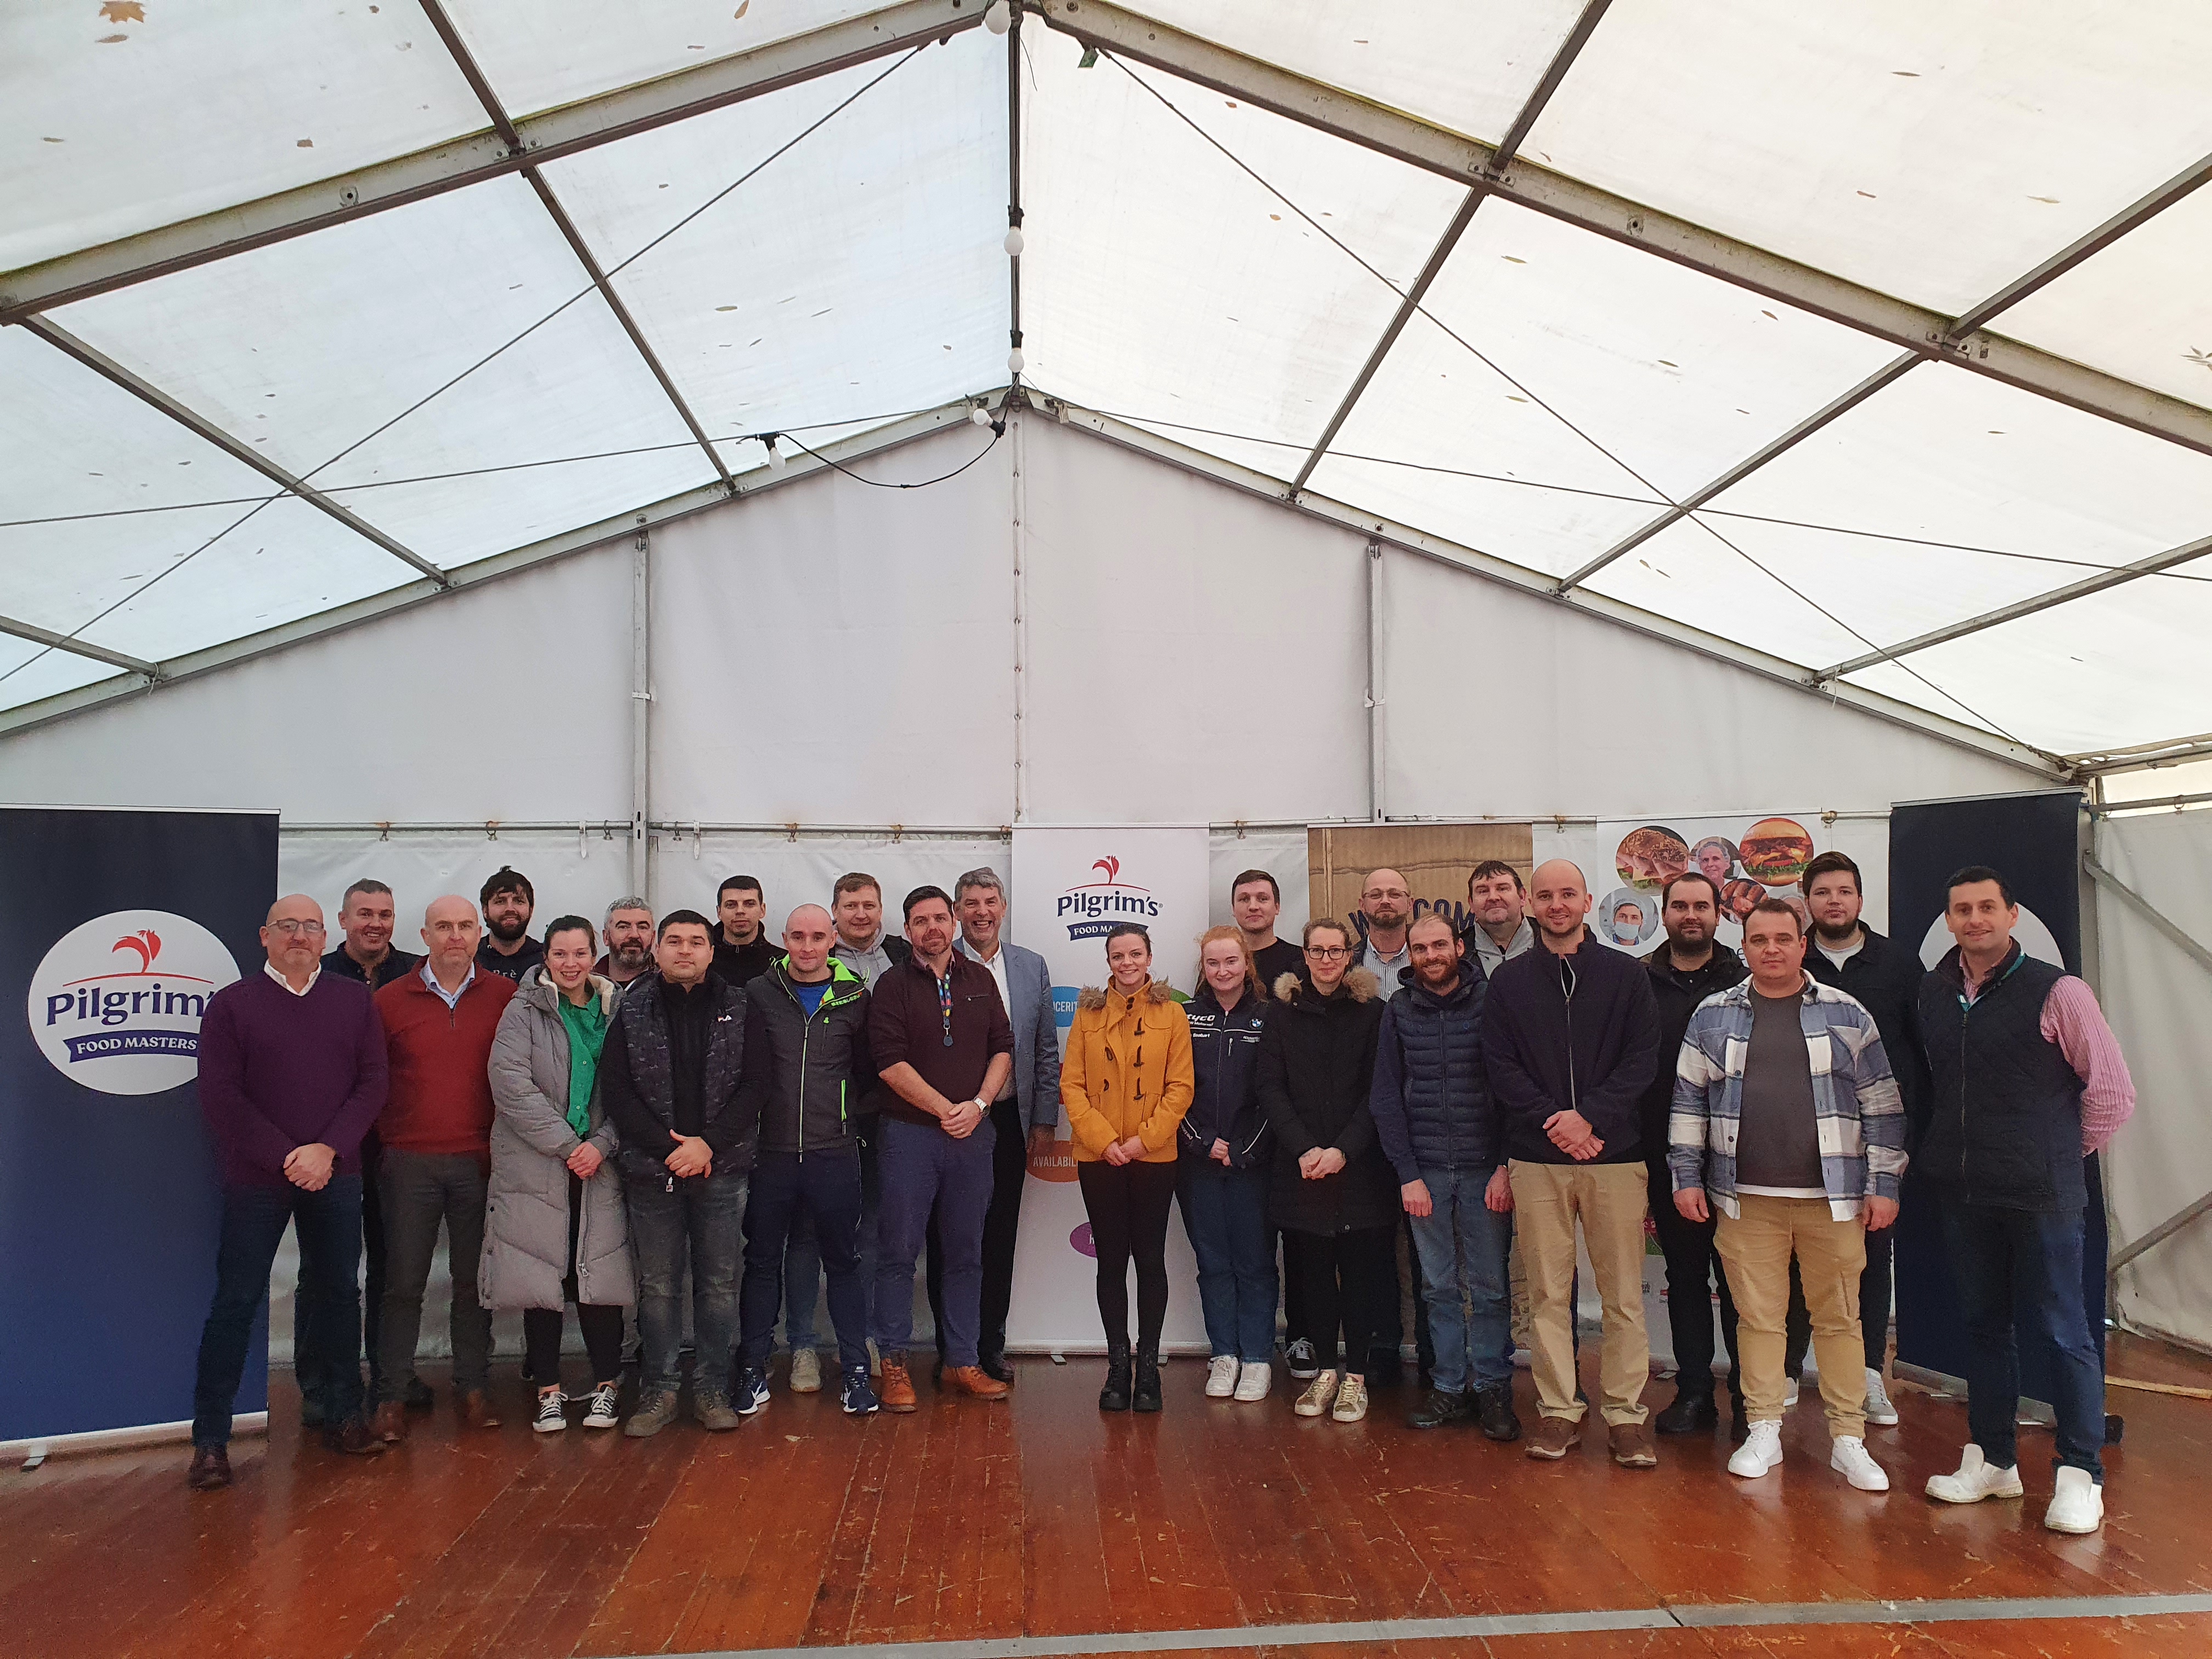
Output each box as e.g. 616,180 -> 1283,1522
1668,924 -> 1710,950
1813,919 -> 1858,945
488,912 -> 528,943
612,940 -> 651,969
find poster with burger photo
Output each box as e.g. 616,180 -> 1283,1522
1592,813 -> 1886,956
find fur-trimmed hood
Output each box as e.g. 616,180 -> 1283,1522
517,964 -> 620,1019
1273,966 -> 1380,1006
1076,978 -> 1178,1011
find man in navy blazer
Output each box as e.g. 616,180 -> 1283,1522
924,865 -> 1062,1383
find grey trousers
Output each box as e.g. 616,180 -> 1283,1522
376,1149 -> 493,1400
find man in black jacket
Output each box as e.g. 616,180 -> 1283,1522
1484,860 -> 1662,1468
731,906 -> 879,1419
1370,917 -> 1519,1438
1801,850 -> 1927,1430
600,910 -> 754,1437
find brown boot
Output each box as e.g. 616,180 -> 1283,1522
186,1446 -> 232,1490
372,1400 -> 408,1444
878,1353 -> 918,1414
324,1417 -> 387,1457
942,1364 -> 1011,1402
461,1389 -> 501,1430
1609,1420 -> 1658,1468
1525,1414 -> 1581,1460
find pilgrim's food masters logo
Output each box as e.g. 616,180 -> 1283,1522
27,909 -> 241,1095
1056,855 -> 1161,941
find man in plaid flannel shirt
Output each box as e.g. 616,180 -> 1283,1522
1669,896 -> 1905,1493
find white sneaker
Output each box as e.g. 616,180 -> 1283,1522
580,1382 -> 620,1430
1728,1419 -> 1784,1477
1294,1369 -> 1340,1418
867,1338 -> 881,1378
1925,1444 -> 2025,1505
532,1389 -> 568,1434
1205,1356 -> 1240,1398
788,1348 -> 823,1393
1863,1368 -> 1899,1426
1831,1436 -> 1889,1491
2044,1466 -> 2104,1534
1331,1373 -> 1369,1423
1234,1361 -> 1272,1403
1784,1376 -> 1801,1408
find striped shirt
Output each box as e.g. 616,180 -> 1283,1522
1669,973 -> 1906,1221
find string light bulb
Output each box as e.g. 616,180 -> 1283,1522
1007,347 -> 1025,375
970,405 -> 993,427
1003,224 -> 1025,256
984,0 -> 1012,35
763,435 -> 785,472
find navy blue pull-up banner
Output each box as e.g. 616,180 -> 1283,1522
1888,787 -> 2103,1397
1,805 -> 278,1444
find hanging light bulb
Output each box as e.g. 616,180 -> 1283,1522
1007,347 -> 1025,375
969,405 -> 993,427
763,435 -> 785,472
1003,224 -> 1025,257
984,0 -> 1012,35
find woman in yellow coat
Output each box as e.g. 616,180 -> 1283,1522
1061,922 -> 1194,1413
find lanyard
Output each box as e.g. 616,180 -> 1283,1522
938,969 -> 955,1047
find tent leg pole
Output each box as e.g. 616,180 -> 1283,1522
1367,538 -> 1384,823
630,519 -> 652,906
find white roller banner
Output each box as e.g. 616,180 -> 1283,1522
1007,826 -> 1212,1353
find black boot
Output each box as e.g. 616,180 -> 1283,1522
1406,1387 -> 1472,1430
1655,1386 -> 1719,1435
1132,1349 -> 1163,1414
1099,1342 -> 1132,1412
1474,1383 -> 1522,1442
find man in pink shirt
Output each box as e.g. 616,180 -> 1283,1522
1913,865 -> 2134,1537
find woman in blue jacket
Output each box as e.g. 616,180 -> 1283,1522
1178,927 -> 1277,1402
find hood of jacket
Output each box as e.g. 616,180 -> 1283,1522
517,964 -> 620,1019
1273,966 -> 1381,1008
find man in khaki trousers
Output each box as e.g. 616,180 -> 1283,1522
1481,861 -> 1663,1469
1669,897 -> 1906,1494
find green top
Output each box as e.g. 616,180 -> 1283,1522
554,988 -> 611,1138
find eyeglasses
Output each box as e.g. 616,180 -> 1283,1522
1305,946 -> 1351,962
268,919 -> 326,937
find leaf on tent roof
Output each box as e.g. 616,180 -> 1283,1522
99,2 -> 144,21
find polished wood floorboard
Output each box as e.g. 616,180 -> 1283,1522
4,1334 -> 2208,1658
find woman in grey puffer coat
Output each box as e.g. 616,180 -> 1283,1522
483,916 -> 634,1432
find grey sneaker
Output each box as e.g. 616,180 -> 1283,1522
693,1389 -> 742,1432
788,1347 -> 823,1393
624,1389 -> 680,1438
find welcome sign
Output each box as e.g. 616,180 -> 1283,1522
1009,825 -> 1211,1353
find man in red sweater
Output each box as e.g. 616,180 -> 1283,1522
371,894 -> 515,1441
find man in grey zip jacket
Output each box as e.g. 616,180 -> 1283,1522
731,907 -> 881,1415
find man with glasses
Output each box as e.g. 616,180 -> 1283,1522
188,896 -> 390,1488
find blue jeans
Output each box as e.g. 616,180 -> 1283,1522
193,1176 -> 364,1448
625,1165 -> 747,1395
873,1114 -> 996,1367
742,1152 -> 867,1372
1406,1166 -> 1514,1395
780,1206 -> 823,1352
1942,1199 -> 2106,1480
1178,1161 -> 1277,1364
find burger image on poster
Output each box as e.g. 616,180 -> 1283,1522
1615,825 -> 1692,892
1920,905 -> 2067,971
26,909 -> 242,1096
1739,817 -> 1817,888
1598,888 -> 1661,951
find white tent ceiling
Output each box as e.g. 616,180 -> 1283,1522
4,0 -> 2211,769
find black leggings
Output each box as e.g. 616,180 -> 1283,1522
1078,1159 -> 1179,1353
1289,1224 -> 1397,1368
522,1172 -> 626,1385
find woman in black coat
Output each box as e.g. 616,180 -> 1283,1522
1255,918 -> 1395,1424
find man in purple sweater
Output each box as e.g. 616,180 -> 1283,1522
188,894 -> 391,1489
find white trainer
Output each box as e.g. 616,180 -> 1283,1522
1294,1369 -> 1340,1418
1925,1444 -> 2025,1505
1233,1361 -> 1272,1403
2044,1467 -> 2105,1534
1205,1356 -> 1240,1398
1784,1376 -> 1801,1408
1728,1419 -> 1784,1477
1863,1367 -> 1900,1426
1830,1436 -> 1890,1491
788,1347 -> 823,1394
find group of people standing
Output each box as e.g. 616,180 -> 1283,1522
184,847 -> 2133,1538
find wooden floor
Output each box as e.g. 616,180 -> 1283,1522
5,1334 -> 2210,1658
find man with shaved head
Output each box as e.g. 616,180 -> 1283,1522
1483,860 -> 1662,1468
730,905 -> 883,1417
188,896 -> 392,1488
369,895 -> 516,1441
